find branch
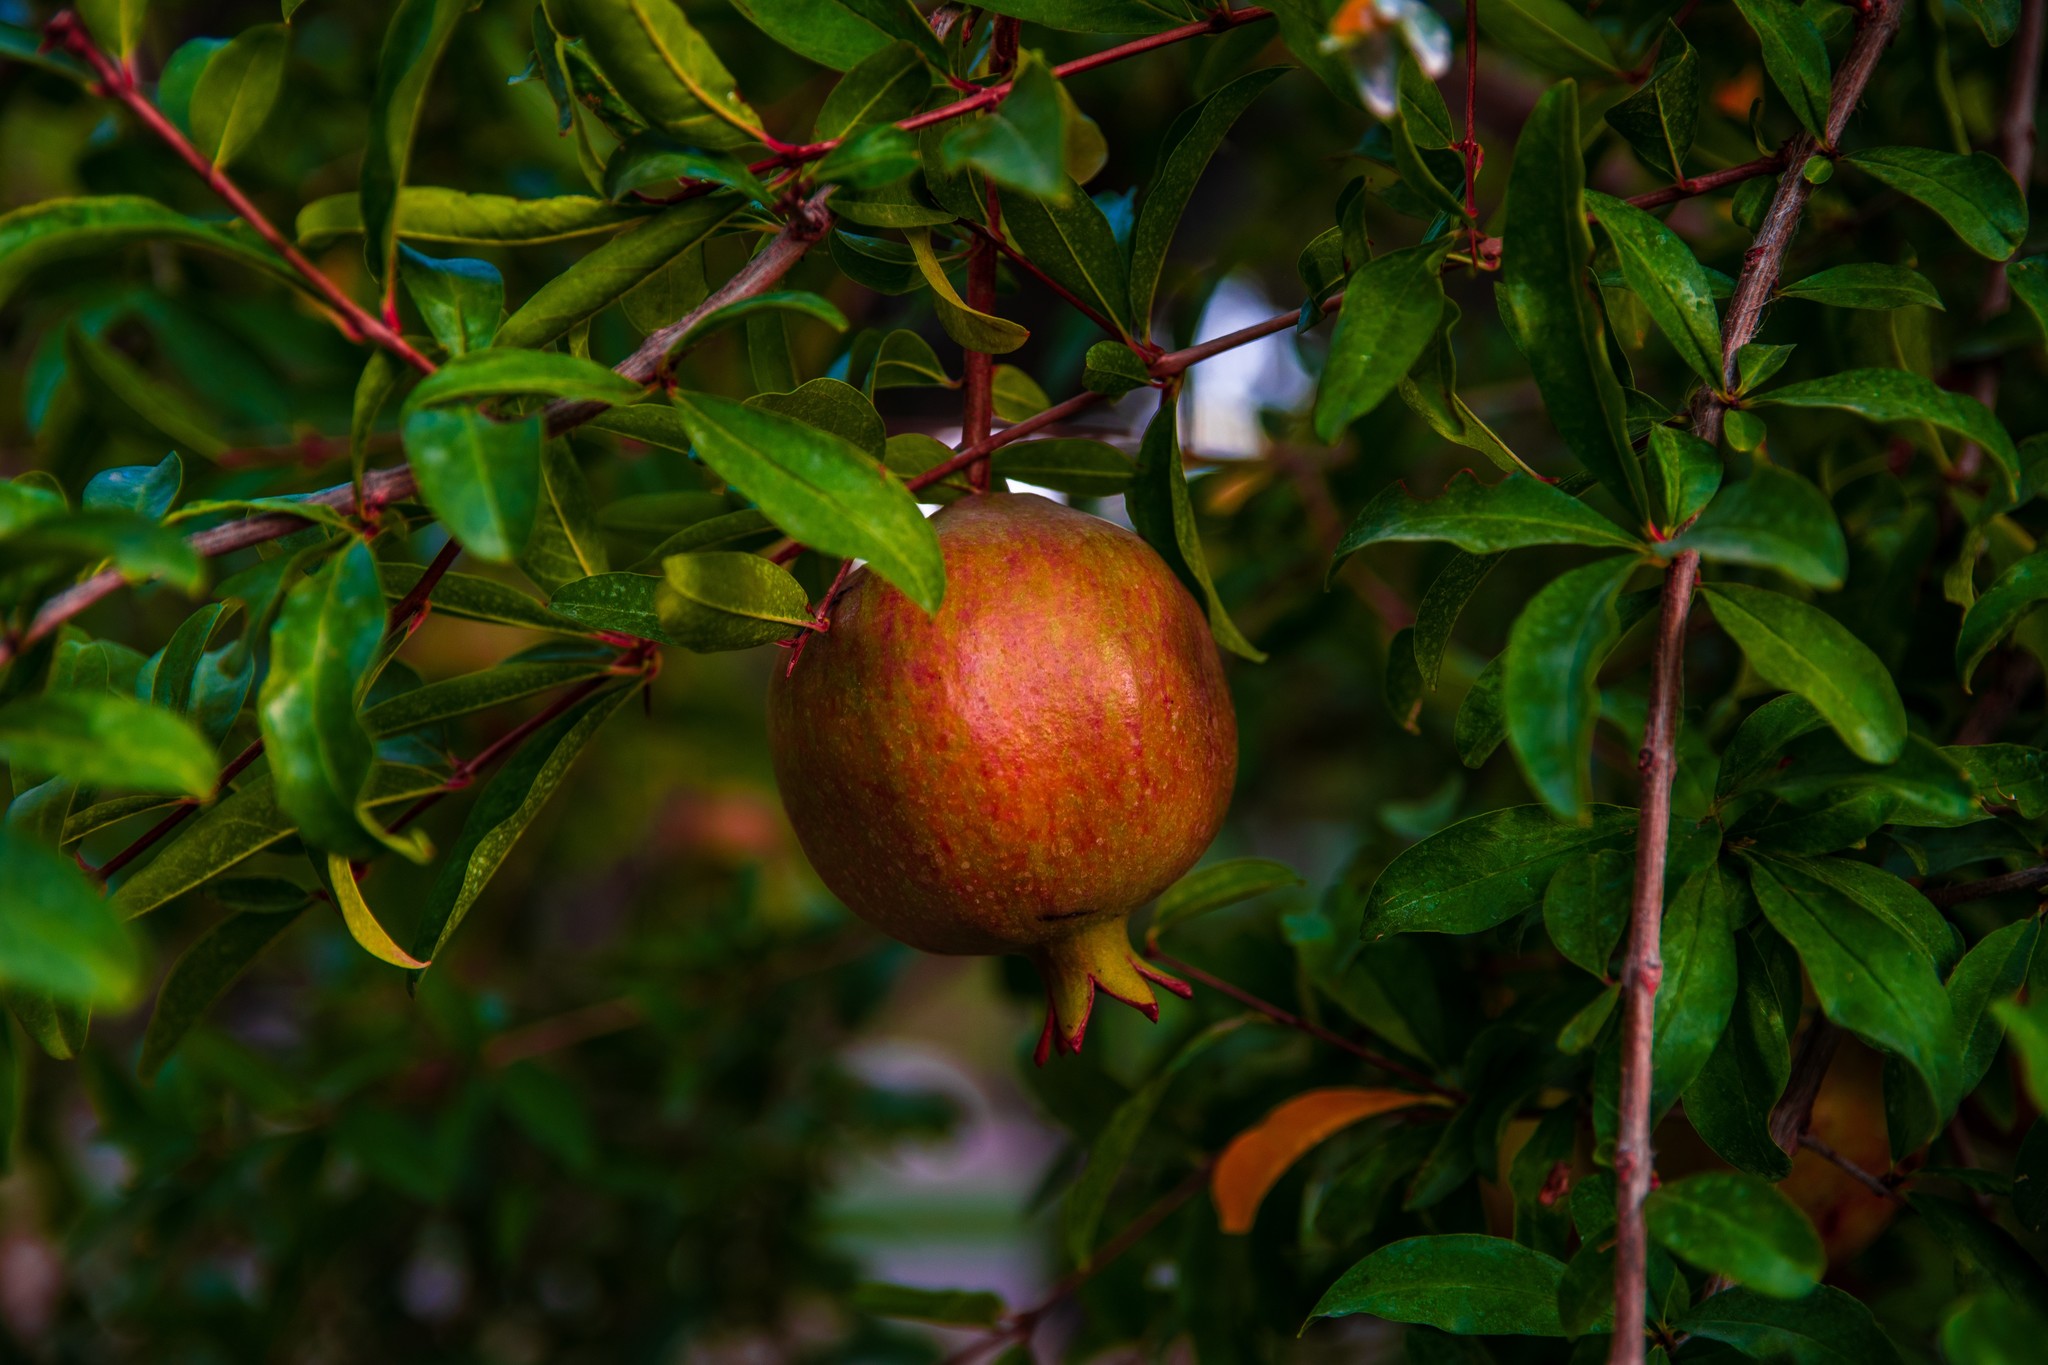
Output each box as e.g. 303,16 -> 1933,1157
1798,1131 -> 1902,1201
1621,153 -> 1787,212
960,20 -> 1019,494
1925,863 -> 2048,908
45,12 -> 435,375
1609,6 -> 1903,1360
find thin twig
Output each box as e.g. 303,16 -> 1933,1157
1925,864 -> 2048,908
1769,1018 -> 1842,1155
1609,6 -> 1903,1360
45,12 -> 435,374
960,217 -> 1128,344
1622,153 -> 1787,211
1145,947 -> 1463,1099
1798,1132 -> 1901,1201
960,20 -> 1018,495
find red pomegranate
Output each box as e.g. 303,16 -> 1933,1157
768,493 -> 1238,1061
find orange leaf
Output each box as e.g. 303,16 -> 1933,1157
1211,1087 -> 1450,1234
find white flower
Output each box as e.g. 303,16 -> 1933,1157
1320,0 -> 1455,121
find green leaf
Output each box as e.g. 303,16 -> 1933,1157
1665,465 -> 1846,589
1543,848 -> 1630,978
1399,301 -> 1534,477
988,440 -> 1134,496
296,188 -> 648,250
1586,191 -> 1724,389
655,552 -> 813,650
860,329 -> 954,390
849,1283 -> 1005,1327
324,851 -> 429,968
1949,917 -> 2039,1098
1684,933 -> 1794,1179
1746,851 -> 1960,1120
411,686 -> 632,966
138,902 -> 305,1078
1310,1234 -> 1566,1336
548,0 -> 764,146
520,442 -> 611,595
1498,84 -> 1644,517
728,0 -> 891,69
0,692 -> 217,799
1645,1172 -> 1822,1298
907,229 -> 1029,353
1676,1284 -> 1903,1365
1148,857 -> 1305,944
1650,858 -> 1742,1110
747,379 -> 882,460
1475,0 -> 1619,77
665,291 -> 848,360
814,41 -> 930,140
942,52 -> 1067,199
0,508 -> 206,596
76,0 -> 146,61
0,825 -> 138,1007
1002,183 -> 1134,338
1844,148 -> 2029,259
1730,0 -> 1831,138
1957,550 -> 2048,689
1942,1294 -> 2048,1365
1913,1195 -> 2048,1321
406,348 -> 648,412
1777,263 -> 1945,310
1504,557 -> 1636,820
1701,582 -> 1906,764
1081,340 -> 1151,398
360,0 -> 468,288
82,453 -> 183,522
547,573 -> 671,642
1334,473 -> 1640,577
1063,1018 -> 1249,1263
399,246 -> 504,356
255,542 -> 403,861
65,326 -> 230,462
1756,368 -> 2018,495
1314,240 -> 1453,442
666,390 -> 944,612
378,562 -> 583,634
1944,742 -> 2048,816
1127,66 -> 1287,333
1127,399 -> 1263,662
364,651 -> 616,737
0,196 -> 301,312
493,195 -> 742,350
811,125 -> 920,189
1413,552 -> 1498,691
1363,804 -> 1637,938
190,23 -> 289,169
1605,27 -> 1699,180
400,408 -> 544,564
602,135 -> 770,204
1644,426 -> 1720,534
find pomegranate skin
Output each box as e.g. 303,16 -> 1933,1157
767,493 -> 1238,1056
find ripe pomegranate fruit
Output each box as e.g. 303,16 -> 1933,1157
768,492 -> 1238,1062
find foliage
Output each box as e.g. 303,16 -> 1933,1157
1,0 -> 2047,1360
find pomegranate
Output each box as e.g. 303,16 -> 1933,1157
768,493 -> 1238,1061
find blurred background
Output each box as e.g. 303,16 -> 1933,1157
2,0 -> 2042,1359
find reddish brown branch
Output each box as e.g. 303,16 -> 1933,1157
1610,6 -> 1904,1360
959,218 -> 1129,345
45,12 -> 435,374
1924,863 -> 2048,907
1798,1131 -> 1901,1200
1621,153 -> 1787,211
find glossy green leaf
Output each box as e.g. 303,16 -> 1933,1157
1363,804 -> 1637,938
1957,550 -> 2048,689
406,348 -> 648,413
1949,917 -> 2040,1098
1676,1284 -> 1903,1365
410,684 -> 633,966
77,0 -> 146,60
1128,66 -> 1287,333
1844,148 -> 2028,259
811,125 -> 919,190
1684,934 -> 1795,1179
814,41 -> 929,140
906,230 -> 1029,353
1649,858 -> 1742,1111
519,442 -> 610,596
494,195 -> 742,350
1310,1234 -> 1566,1335
360,0 -> 468,288
1504,556 -> 1636,820
602,135 -> 769,205
1334,473 -> 1640,578
1945,742 -> 2048,816
670,292 -> 849,360
83,452 -> 182,521
190,23 -> 288,169
364,652 -> 614,738
377,562 -> 582,633
1645,1172 -> 1822,1298
1002,182 -> 1134,338
1399,301 -> 1534,476
1701,582 -> 1906,764
988,440 -> 1134,496
655,552 -> 813,650
296,188 -> 648,250
1314,240 -> 1453,442
1666,465 -> 1846,589
1412,551 -> 1498,691
400,408 -> 544,564
0,825 -> 138,1007
1645,426 -> 1720,534
1605,27 -> 1698,180
667,390 -> 944,612
1586,190 -> 1724,388
0,691 -> 216,799
1731,0 -> 1830,137
1746,852 -> 1960,1119
1757,368 -> 2018,494
548,0 -> 763,146
1777,263 -> 1944,310
1542,847 -> 1630,978
0,196 -> 302,312
139,903 -> 304,1078
942,52 -> 1067,199
1498,84 -> 1644,516
1127,399 -> 1263,662
399,246 -> 504,356
728,0 -> 890,70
